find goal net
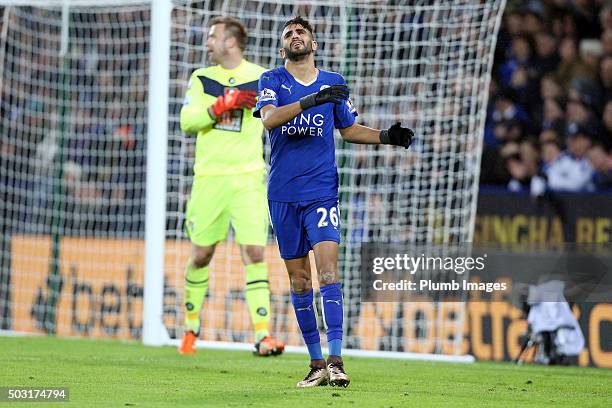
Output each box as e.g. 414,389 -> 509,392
0,0 -> 505,358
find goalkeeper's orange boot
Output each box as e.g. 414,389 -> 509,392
178,331 -> 197,354
253,336 -> 285,356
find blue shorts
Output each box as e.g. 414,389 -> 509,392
268,197 -> 341,259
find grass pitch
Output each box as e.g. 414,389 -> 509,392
1,336 -> 610,407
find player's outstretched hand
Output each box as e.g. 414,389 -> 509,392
211,88 -> 258,117
380,122 -> 414,149
299,84 -> 349,110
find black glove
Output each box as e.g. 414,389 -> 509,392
380,122 -> 414,149
299,84 -> 349,110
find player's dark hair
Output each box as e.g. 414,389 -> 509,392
209,16 -> 248,51
283,16 -> 314,37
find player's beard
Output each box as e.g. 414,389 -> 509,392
283,41 -> 313,62
207,52 -> 220,64
207,47 -> 225,65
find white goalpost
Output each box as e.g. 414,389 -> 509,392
0,0 -> 506,362
142,0 -> 170,346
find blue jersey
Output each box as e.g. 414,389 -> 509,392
254,67 -> 357,202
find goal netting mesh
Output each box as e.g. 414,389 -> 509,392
0,0 -> 505,356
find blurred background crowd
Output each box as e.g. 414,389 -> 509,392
2,1 -> 611,238
482,0 -> 612,192
0,7 -> 151,235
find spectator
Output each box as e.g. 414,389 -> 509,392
544,124 -> 595,192
557,37 -> 593,90
486,90 -> 528,147
587,143 -> 612,189
567,123 -> 594,161
506,138 -> 541,192
541,139 -> 563,167
500,34 -> 534,88
536,74 -> 566,129
505,8 -> 525,37
599,54 -> 612,101
566,81 -> 601,129
534,31 -> 560,76
539,125 -> 564,145
506,152 -> 530,191
495,8 -> 524,64
602,29 -> 612,55
600,4 -> 612,33
520,138 -> 541,176
559,8 -> 579,38
601,100 -> 612,148
542,98 -> 566,131
540,73 -> 564,100
523,6 -> 545,35
579,38 -> 603,78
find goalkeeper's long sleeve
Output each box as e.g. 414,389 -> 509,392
180,71 -> 216,134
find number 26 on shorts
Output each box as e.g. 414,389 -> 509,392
316,205 -> 340,228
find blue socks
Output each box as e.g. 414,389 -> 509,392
328,339 -> 342,357
291,283 -> 344,360
320,283 -> 343,357
291,289 -> 323,361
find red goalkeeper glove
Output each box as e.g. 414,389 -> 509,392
210,88 -> 257,117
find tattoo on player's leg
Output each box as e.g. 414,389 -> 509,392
319,271 -> 337,285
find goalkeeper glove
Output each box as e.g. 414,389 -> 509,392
380,122 -> 414,149
299,84 -> 349,110
211,88 -> 257,118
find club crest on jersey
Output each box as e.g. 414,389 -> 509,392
259,88 -> 277,102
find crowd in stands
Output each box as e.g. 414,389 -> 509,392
482,0 -> 612,192
2,2 -> 611,238
0,7 -> 150,235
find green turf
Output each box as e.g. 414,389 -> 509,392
0,336 -> 610,407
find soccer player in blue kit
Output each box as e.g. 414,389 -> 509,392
254,16 -> 414,388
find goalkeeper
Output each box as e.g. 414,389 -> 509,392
179,16 -> 283,357
255,16 -> 413,387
